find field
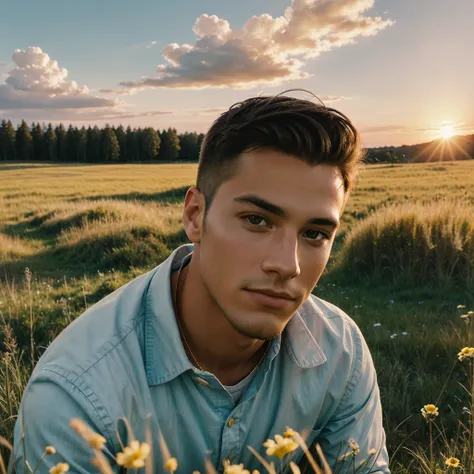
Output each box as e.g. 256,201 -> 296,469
1,160 -> 474,473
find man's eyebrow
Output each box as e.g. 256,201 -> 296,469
233,194 -> 340,229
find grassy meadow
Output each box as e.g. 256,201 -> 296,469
1,159 -> 474,473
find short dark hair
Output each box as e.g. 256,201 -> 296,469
196,89 -> 364,215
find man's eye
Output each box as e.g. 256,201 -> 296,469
305,230 -> 330,241
244,215 -> 268,227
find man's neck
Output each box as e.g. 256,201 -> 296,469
172,256 -> 268,385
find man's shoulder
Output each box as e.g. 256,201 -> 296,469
297,293 -> 367,358
32,265 -> 160,379
302,293 -> 362,334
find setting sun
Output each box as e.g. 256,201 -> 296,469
440,123 -> 455,139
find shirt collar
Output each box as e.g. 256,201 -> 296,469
144,244 -> 327,387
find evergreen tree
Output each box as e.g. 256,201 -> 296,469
0,120 -> 16,161
86,126 -> 101,162
141,127 -> 160,160
55,124 -> 68,162
31,122 -> 45,161
16,120 -> 33,161
197,133 -> 205,157
178,132 -> 200,161
67,125 -> 78,162
114,125 -> 127,161
76,126 -> 88,162
44,124 -> 57,161
159,127 -> 180,161
135,128 -> 144,161
101,125 -> 120,162
126,126 -> 139,162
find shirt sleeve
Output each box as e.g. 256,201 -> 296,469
316,328 -> 390,474
8,366 -> 119,474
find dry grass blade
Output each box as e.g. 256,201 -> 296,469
204,457 -> 219,474
289,461 -> 301,474
247,446 -> 277,474
0,437 -> 12,452
91,449 -> 115,474
145,415 -> 153,474
292,432 -> 324,474
158,430 -> 171,461
113,416 -> 136,454
315,445 -> 332,474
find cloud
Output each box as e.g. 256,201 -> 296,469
146,41 -> 157,49
1,107 -> 173,123
360,125 -> 408,134
0,46 -> 117,110
99,88 -> 137,95
114,0 -> 393,91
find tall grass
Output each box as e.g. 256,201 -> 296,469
336,198 -> 474,289
0,235 -> 33,262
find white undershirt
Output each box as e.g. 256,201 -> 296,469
223,369 -> 258,404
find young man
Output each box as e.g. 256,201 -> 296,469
11,92 -> 390,473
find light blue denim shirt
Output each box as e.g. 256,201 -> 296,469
10,244 -> 390,473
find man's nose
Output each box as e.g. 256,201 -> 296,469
261,230 -> 301,280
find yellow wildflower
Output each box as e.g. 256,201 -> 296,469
263,434 -> 298,460
223,460 -> 251,474
368,448 -> 377,456
457,305 -> 466,309
445,457 -> 460,468
164,457 -> 178,472
116,440 -> 151,469
283,427 -> 297,438
348,440 -> 360,455
461,314 -> 470,320
45,446 -> 56,455
49,463 -> 70,474
468,311 -> 474,315
458,347 -> 474,361
421,404 -> 439,419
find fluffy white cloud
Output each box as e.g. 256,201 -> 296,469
0,46 -> 117,110
117,0 -> 393,90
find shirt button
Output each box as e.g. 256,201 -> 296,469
227,417 -> 236,427
195,377 -> 209,386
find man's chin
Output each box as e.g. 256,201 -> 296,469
226,314 -> 284,341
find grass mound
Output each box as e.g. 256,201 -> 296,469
336,199 -> 474,288
30,200 -> 152,237
53,224 -> 173,272
49,203 -> 187,272
2,201 -> 188,276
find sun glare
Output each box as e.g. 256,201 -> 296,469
439,124 -> 455,140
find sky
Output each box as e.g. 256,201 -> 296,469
1,0 -> 473,147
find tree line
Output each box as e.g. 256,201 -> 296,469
0,120 -> 205,163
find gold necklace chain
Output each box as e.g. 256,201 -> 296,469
173,255 -> 271,375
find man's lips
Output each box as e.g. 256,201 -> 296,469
244,289 -> 296,309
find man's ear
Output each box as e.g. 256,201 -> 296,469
182,186 -> 206,244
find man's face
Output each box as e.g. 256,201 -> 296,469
184,148 -> 346,341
